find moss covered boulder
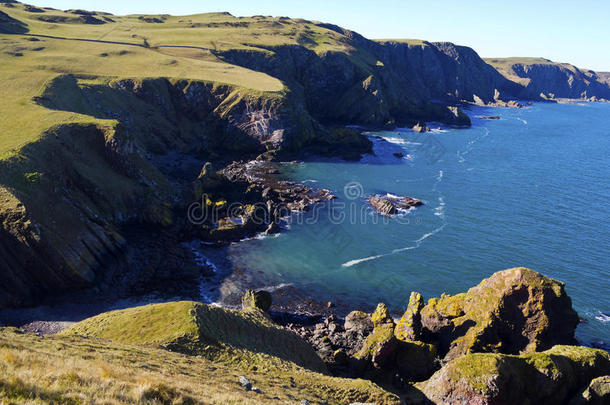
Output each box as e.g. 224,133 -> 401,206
242,289 -> 272,311
412,345 -> 610,405
355,323 -> 399,370
420,267 -> 579,360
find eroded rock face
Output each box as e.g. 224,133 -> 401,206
419,267 -> 579,360
412,346 -> 610,405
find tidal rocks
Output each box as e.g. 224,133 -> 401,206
369,195 -> 423,216
242,290 -> 272,311
412,122 -> 429,133
413,346 -> 610,405
419,267 -> 580,360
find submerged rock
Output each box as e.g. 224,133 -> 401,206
419,267 -> 580,360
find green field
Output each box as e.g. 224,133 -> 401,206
0,2 -> 366,158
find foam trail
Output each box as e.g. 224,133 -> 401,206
595,312 -> 610,323
517,118 -> 528,125
342,254 -> 387,267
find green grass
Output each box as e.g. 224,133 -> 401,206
0,1 -> 380,157
0,302 -> 400,404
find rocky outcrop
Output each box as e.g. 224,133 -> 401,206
411,346 -> 610,405
419,267 -> 579,360
369,195 -> 423,216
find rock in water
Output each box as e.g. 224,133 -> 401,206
369,197 -> 397,215
413,346 -> 610,405
419,267 -> 580,360
412,122 -> 429,133
369,195 -> 423,216
242,290 -> 272,311
395,292 -> 424,341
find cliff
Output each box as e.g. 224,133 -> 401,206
486,57 -> 610,101
1,1 -> 609,309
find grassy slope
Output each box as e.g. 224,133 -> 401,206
0,302 -> 400,404
3,2 -> 329,157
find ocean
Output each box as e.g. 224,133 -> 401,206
202,102 -> 610,347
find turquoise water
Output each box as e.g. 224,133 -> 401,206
222,102 -> 610,347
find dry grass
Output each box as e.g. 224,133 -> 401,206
0,326 -> 400,405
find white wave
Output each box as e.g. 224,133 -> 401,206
381,137 -> 422,146
385,193 -> 401,199
342,254 -> 386,267
517,118 -> 528,125
260,283 -> 294,292
434,196 -> 446,217
595,312 -> 610,323
302,179 -> 318,184
342,223 -> 447,267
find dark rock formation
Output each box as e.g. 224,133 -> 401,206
369,195 -> 423,216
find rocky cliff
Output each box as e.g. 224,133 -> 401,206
486,57 -> 610,101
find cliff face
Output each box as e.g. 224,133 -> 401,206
218,30 -> 528,128
0,74 -> 373,309
486,58 -> 610,100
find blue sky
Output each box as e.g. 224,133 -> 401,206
38,0 -> 610,71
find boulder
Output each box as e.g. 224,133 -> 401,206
412,122 -> 429,133
395,292 -> 424,342
344,311 -> 373,335
355,323 -> 398,369
395,340 -> 438,382
419,267 -> 579,359
371,303 -> 393,327
569,375 -> 610,405
413,345 -> 610,405
242,290 -> 272,311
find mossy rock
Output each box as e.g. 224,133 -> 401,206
355,323 -> 398,369
242,289 -> 272,311
371,303 -> 393,327
395,291 -> 424,342
415,345 -> 610,405
395,340 -> 438,382
420,267 -> 579,360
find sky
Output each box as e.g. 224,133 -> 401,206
37,0 -> 610,71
